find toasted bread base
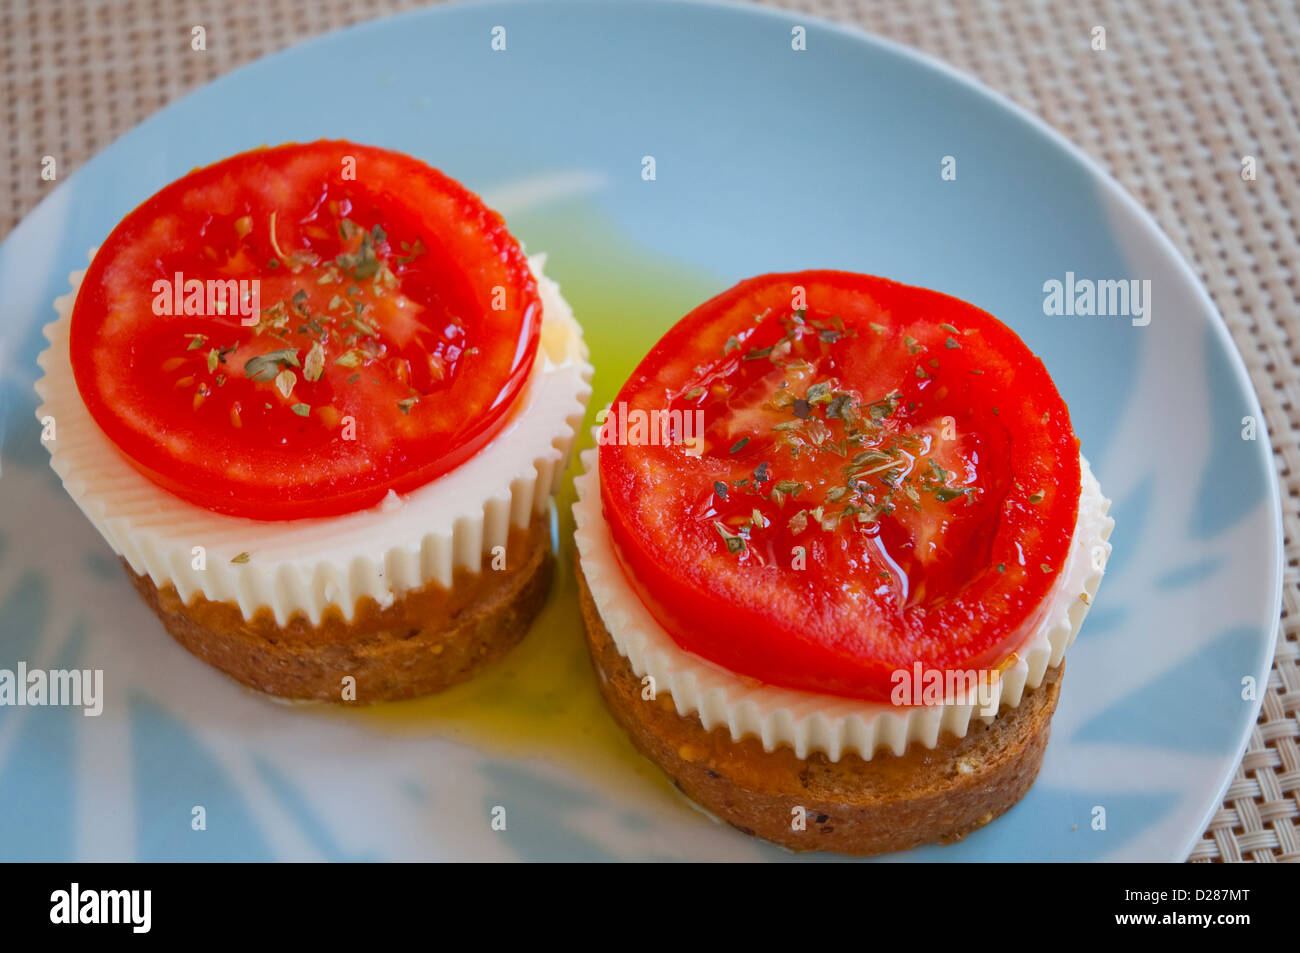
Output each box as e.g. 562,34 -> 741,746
126,518 -> 554,703
576,558 -> 1061,856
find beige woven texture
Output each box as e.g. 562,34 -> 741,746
2,0 -> 1296,862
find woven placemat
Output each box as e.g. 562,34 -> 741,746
1,0 -> 1295,862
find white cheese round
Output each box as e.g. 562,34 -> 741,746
36,251 -> 592,626
573,442 -> 1112,762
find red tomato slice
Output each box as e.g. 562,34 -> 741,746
69,141 -> 541,520
599,271 -> 1081,702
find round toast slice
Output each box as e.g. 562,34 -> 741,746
127,517 -> 553,703
577,557 -> 1060,856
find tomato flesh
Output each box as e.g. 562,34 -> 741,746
599,271 -> 1080,702
70,141 -> 541,520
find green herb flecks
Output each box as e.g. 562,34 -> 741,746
303,341 -> 326,382
336,229 -> 381,282
825,394 -> 852,419
713,521 -> 747,554
934,486 -> 972,502
244,348 -> 300,382
396,238 -> 427,266
350,315 -> 379,338
806,381 -> 833,403
788,509 -> 808,534
274,369 -> 296,399
865,391 -> 902,421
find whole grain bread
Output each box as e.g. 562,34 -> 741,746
576,558 -> 1060,856
127,518 -> 553,703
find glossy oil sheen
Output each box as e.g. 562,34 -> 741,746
321,199 -> 720,789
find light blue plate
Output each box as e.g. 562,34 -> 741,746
0,0 -> 1282,861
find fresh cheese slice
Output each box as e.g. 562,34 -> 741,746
573,442 -> 1112,762
36,252 -> 591,626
